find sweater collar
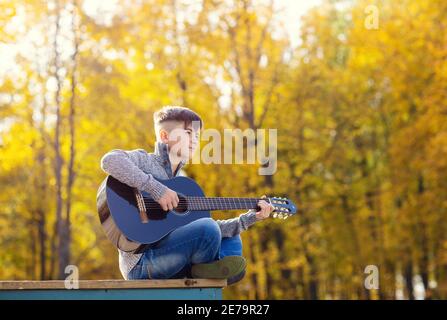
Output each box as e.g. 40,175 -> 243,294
154,141 -> 186,177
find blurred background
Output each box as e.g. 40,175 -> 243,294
1,0 -> 446,300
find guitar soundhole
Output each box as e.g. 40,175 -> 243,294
174,195 -> 188,214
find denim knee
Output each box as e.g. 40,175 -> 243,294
198,218 -> 221,245
191,218 -> 221,263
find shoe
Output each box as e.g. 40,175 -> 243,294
227,269 -> 246,285
191,256 -> 246,280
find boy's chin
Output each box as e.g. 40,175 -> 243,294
174,153 -> 192,162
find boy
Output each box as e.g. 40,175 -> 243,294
100,106 -> 273,284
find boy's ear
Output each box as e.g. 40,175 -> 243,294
159,129 -> 169,143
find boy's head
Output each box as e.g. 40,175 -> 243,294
153,106 -> 203,161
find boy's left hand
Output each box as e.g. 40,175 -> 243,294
256,195 -> 275,221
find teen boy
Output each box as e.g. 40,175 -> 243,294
100,106 -> 273,284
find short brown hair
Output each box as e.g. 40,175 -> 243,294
153,106 -> 203,139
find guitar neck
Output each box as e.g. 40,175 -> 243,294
185,197 -> 262,211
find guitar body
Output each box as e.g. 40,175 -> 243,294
96,175 -> 210,253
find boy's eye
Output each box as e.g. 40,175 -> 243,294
185,130 -> 199,139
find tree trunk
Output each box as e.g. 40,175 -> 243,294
404,262 -> 415,300
52,0 -> 66,280
37,208 -> 47,279
61,0 -> 80,277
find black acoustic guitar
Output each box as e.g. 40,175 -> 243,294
97,175 -> 297,254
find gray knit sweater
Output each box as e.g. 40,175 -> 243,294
100,141 -> 258,279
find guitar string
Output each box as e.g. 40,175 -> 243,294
139,198 -> 281,210
140,204 -> 260,208
141,198 -> 265,204
141,198 -> 265,209
120,189 -> 288,210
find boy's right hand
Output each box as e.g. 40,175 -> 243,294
157,188 -> 179,211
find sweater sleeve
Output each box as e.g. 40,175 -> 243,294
215,209 -> 258,238
100,149 -> 168,201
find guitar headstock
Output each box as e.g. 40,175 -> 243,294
268,197 -> 297,220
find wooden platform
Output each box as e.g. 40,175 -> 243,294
0,279 -> 227,300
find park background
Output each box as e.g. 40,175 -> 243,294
1,0 -> 446,299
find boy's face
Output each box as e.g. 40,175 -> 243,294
160,121 -> 200,162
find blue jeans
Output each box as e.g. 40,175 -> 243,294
127,217 -> 243,279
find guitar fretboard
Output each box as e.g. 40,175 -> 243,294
185,197 -> 262,211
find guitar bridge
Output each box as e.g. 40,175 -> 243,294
134,189 -> 148,223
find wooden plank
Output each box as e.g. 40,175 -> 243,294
0,279 -> 227,290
